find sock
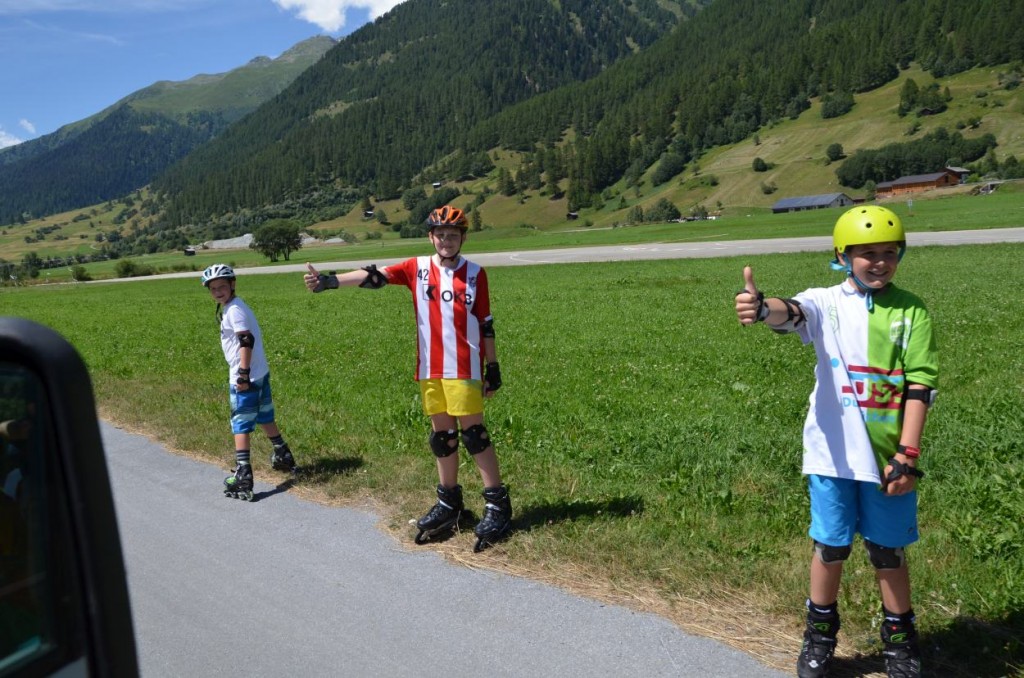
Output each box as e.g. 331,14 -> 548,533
235,449 -> 251,465
807,599 -> 838,618
269,435 -> 285,449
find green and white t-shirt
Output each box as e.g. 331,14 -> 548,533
793,282 -> 938,483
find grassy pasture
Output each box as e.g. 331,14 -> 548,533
2,241 -> 1022,676
16,183 -> 1024,286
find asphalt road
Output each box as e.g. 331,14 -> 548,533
103,422 -> 787,678
99,226 -> 1024,282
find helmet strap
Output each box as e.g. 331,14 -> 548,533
832,251 -> 876,310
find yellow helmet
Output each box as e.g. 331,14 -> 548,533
833,205 -> 905,255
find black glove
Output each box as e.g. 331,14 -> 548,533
312,273 -> 339,293
484,362 -> 502,393
236,368 -> 251,389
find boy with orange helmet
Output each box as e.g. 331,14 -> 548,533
304,205 -> 511,552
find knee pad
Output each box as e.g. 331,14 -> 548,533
814,541 -> 852,565
864,540 -> 905,570
429,429 -> 459,458
461,424 -> 491,455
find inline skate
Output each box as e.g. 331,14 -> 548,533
223,463 -> 254,501
414,484 -> 463,544
270,442 -> 299,473
473,485 -> 512,552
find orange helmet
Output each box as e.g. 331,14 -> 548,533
426,205 -> 467,231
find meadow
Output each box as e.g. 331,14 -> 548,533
2,236 -> 1022,676
16,182 -> 1024,285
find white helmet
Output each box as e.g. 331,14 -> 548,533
201,264 -> 235,287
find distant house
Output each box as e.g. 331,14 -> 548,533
771,193 -> 855,214
876,169 -> 960,198
945,166 -> 970,183
566,211 -> 579,220
183,247 -> 196,256
363,209 -> 375,218
431,181 -> 443,189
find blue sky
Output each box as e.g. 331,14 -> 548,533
0,1 -> 405,149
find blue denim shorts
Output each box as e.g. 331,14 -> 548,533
229,374 -> 276,434
808,474 -> 919,548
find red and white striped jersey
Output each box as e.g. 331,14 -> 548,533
384,256 -> 492,380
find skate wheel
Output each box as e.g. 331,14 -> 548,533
414,531 -> 429,545
473,538 -> 487,553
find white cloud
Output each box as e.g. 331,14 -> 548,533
19,119 -> 36,135
0,127 -> 24,149
271,0 -> 403,33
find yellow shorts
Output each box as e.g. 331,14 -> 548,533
419,379 -> 484,417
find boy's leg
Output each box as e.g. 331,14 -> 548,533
456,412 -> 501,488
226,385 -> 259,499
860,484 -> 921,676
429,412 -> 461,488
799,475 -> 857,677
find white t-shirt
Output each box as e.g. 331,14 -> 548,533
219,297 -> 269,384
792,282 -> 938,483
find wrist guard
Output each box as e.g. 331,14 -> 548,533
484,362 -> 502,393
313,273 -> 339,293
885,456 -> 924,486
735,289 -> 769,322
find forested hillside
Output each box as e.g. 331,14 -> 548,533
468,0 -> 1024,209
0,36 -> 335,224
154,0 -> 1024,232
155,0 -> 701,225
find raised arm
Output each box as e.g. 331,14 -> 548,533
734,266 -> 805,331
304,262 -> 389,292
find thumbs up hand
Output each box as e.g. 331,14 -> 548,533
735,266 -> 767,325
304,263 -> 324,293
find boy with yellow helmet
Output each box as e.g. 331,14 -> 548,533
735,205 -> 938,678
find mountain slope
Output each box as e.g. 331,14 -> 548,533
155,0 -> 1024,233
0,36 -> 335,223
155,0 -> 700,225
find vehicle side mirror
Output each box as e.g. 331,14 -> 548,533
0,317 -> 138,677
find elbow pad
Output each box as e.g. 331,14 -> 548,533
769,298 -> 806,333
480,318 -> 495,338
359,265 -> 388,289
237,332 -> 256,349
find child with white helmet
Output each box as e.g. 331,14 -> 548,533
202,264 -> 298,500
734,205 -> 938,678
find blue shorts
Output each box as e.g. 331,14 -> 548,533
808,475 -> 919,549
229,375 -> 276,434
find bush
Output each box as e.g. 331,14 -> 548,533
114,259 -> 154,278
69,265 -> 91,282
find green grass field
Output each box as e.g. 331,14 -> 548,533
14,183 -> 1024,286
2,239 -> 1021,676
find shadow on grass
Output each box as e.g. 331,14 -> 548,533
824,611 -> 1023,677
918,612 -> 1023,678
513,495 -> 644,532
294,456 -> 365,479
